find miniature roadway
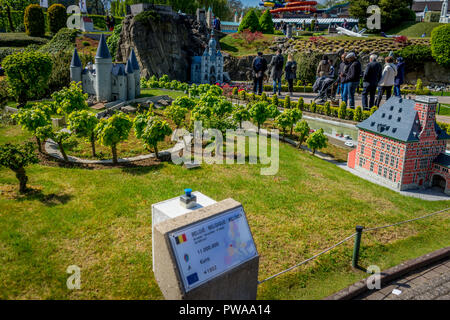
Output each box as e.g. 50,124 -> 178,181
354,257 -> 450,300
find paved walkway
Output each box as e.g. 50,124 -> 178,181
355,258 -> 450,300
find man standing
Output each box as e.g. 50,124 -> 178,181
337,52 -> 347,96
394,57 -> 405,97
361,54 -> 382,110
269,49 -> 284,96
341,52 -> 361,109
252,52 -> 268,95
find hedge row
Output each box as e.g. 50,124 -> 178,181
0,10 -> 123,33
263,85 -> 428,96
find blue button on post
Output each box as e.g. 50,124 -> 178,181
184,188 -> 192,197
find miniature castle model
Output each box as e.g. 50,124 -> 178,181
191,30 -> 224,84
70,34 -> 140,102
348,96 -> 450,195
206,6 -> 213,28
440,0 -> 449,23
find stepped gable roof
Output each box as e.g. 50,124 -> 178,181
96,33 -> 112,59
357,97 -> 421,142
129,48 -> 140,70
71,48 -> 82,67
434,153 -> 450,168
125,58 -> 134,74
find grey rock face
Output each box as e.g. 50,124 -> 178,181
117,11 -> 210,82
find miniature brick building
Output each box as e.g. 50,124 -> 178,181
348,96 -> 450,194
70,33 -> 140,102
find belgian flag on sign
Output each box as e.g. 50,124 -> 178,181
175,234 -> 187,245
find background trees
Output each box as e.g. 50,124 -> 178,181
238,9 -> 260,33
431,25 -> 450,68
24,4 -> 45,37
259,9 -> 274,34
0,142 -> 38,193
47,3 -> 67,34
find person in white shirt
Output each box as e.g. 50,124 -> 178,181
376,56 -> 397,108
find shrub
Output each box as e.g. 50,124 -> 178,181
3,50 -> 52,103
24,4 -> 45,37
48,4 -> 67,34
272,94 -> 279,107
106,22 -> 122,59
259,9 -> 274,34
395,45 -> 433,71
354,106 -> 363,122
307,128 -> 327,155
294,120 -> 310,147
284,95 -> 291,109
52,82 -> 88,115
0,142 -> 38,193
338,102 -> 347,119
238,9 -> 260,33
12,105 -> 51,152
39,28 -> 78,54
295,51 -> 322,86
431,24 -> 450,67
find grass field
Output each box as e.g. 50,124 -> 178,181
387,22 -> 444,38
1,121 -> 449,299
438,104 -> 450,116
220,34 -> 277,57
140,88 -> 186,100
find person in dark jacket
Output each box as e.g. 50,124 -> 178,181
337,53 -> 347,96
269,48 -> 284,96
252,52 -> 268,95
284,54 -> 297,96
361,54 -> 382,110
341,52 -> 361,109
394,57 -> 405,97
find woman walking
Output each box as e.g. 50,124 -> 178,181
285,54 -> 297,97
376,56 -> 397,108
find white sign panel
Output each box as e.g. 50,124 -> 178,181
169,206 -> 257,292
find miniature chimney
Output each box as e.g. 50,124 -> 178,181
414,96 -> 438,140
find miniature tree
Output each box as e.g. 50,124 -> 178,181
325,101 -> 331,116
232,104 -> 251,129
238,89 -> 247,101
165,103 -> 188,128
3,50 -> 52,104
238,9 -> 261,33
12,106 -> 51,152
36,125 -> 71,162
189,84 -> 200,98
52,82 -> 89,115
338,101 -> 347,119
297,97 -> 305,110
96,112 -> 132,164
370,106 -> 378,115
287,108 -> 302,136
249,101 -> 274,133
354,106 -> 363,122
260,92 -> 268,102
259,9 -> 274,34
67,110 -> 99,157
310,101 -> 317,113
284,95 -> 291,109
0,142 -> 38,193
294,120 -> 310,148
24,4 -> 45,37
275,113 -> 291,137
271,94 -> 279,107
232,87 -> 238,97
306,128 -> 328,155
134,114 -> 172,159
48,3 -> 67,34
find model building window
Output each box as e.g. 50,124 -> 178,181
385,154 -> 389,165
389,170 -> 393,181
360,145 -> 365,155
380,152 -> 384,163
371,148 -> 376,159
378,165 -> 382,176
370,162 -> 374,172
420,158 -> 428,169
383,167 -> 387,178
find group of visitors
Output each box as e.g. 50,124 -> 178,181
105,15 -> 116,31
251,49 -> 297,97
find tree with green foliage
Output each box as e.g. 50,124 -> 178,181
260,92 -> 268,102
294,120 -> 310,148
271,93 -> 279,107
96,112 -> 133,164
338,101 -> 347,119
232,104 -> 251,129
275,112 -> 291,137
297,97 -> 304,110
232,87 -> 239,97
238,9 -> 260,33
370,106 -> 378,115
52,82 -> 89,115
431,24 -> 450,68
284,95 -> 291,109
48,3 -> 67,34
106,22 -> 123,59
134,114 -> 172,159
259,9 -> 274,34
249,101 -> 275,133
287,107 -> 302,136
3,50 -> 52,104
67,110 -> 99,157
36,125 -> 71,162
354,106 -> 363,122
325,101 -> 331,116
307,128 -> 327,155
12,106 -> 51,152
172,96 -> 197,111
165,103 -> 188,128
0,142 -> 38,193
24,4 -> 45,37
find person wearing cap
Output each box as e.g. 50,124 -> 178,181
341,52 -> 361,109
362,54 -> 382,110
376,56 -> 397,108
394,57 -> 405,97
252,52 -> 268,95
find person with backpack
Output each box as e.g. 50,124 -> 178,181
269,48 -> 284,96
394,56 -> 405,97
252,52 -> 268,95
284,54 -> 297,97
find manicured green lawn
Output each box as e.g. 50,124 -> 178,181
220,34 -> 277,57
387,22 -> 444,38
438,104 -> 450,116
140,88 -> 186,100
1,121 -> 449,300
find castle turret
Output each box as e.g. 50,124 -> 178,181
126,58 -> 135,101
234,11 -> 238,23
207,6 -> 213,28
70,48 -> 82,84
94,33 -> 112,102
129,48 -> 140,97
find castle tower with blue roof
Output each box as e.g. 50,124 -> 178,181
70,33 -> 141,102
191,30 -> 224,84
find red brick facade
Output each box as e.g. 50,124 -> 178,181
348,97 -> 450,194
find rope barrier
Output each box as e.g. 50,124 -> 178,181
258,232 -> 356,285
258,207 -> 450,285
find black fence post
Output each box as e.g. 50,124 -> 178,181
352,225 -> 364,268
